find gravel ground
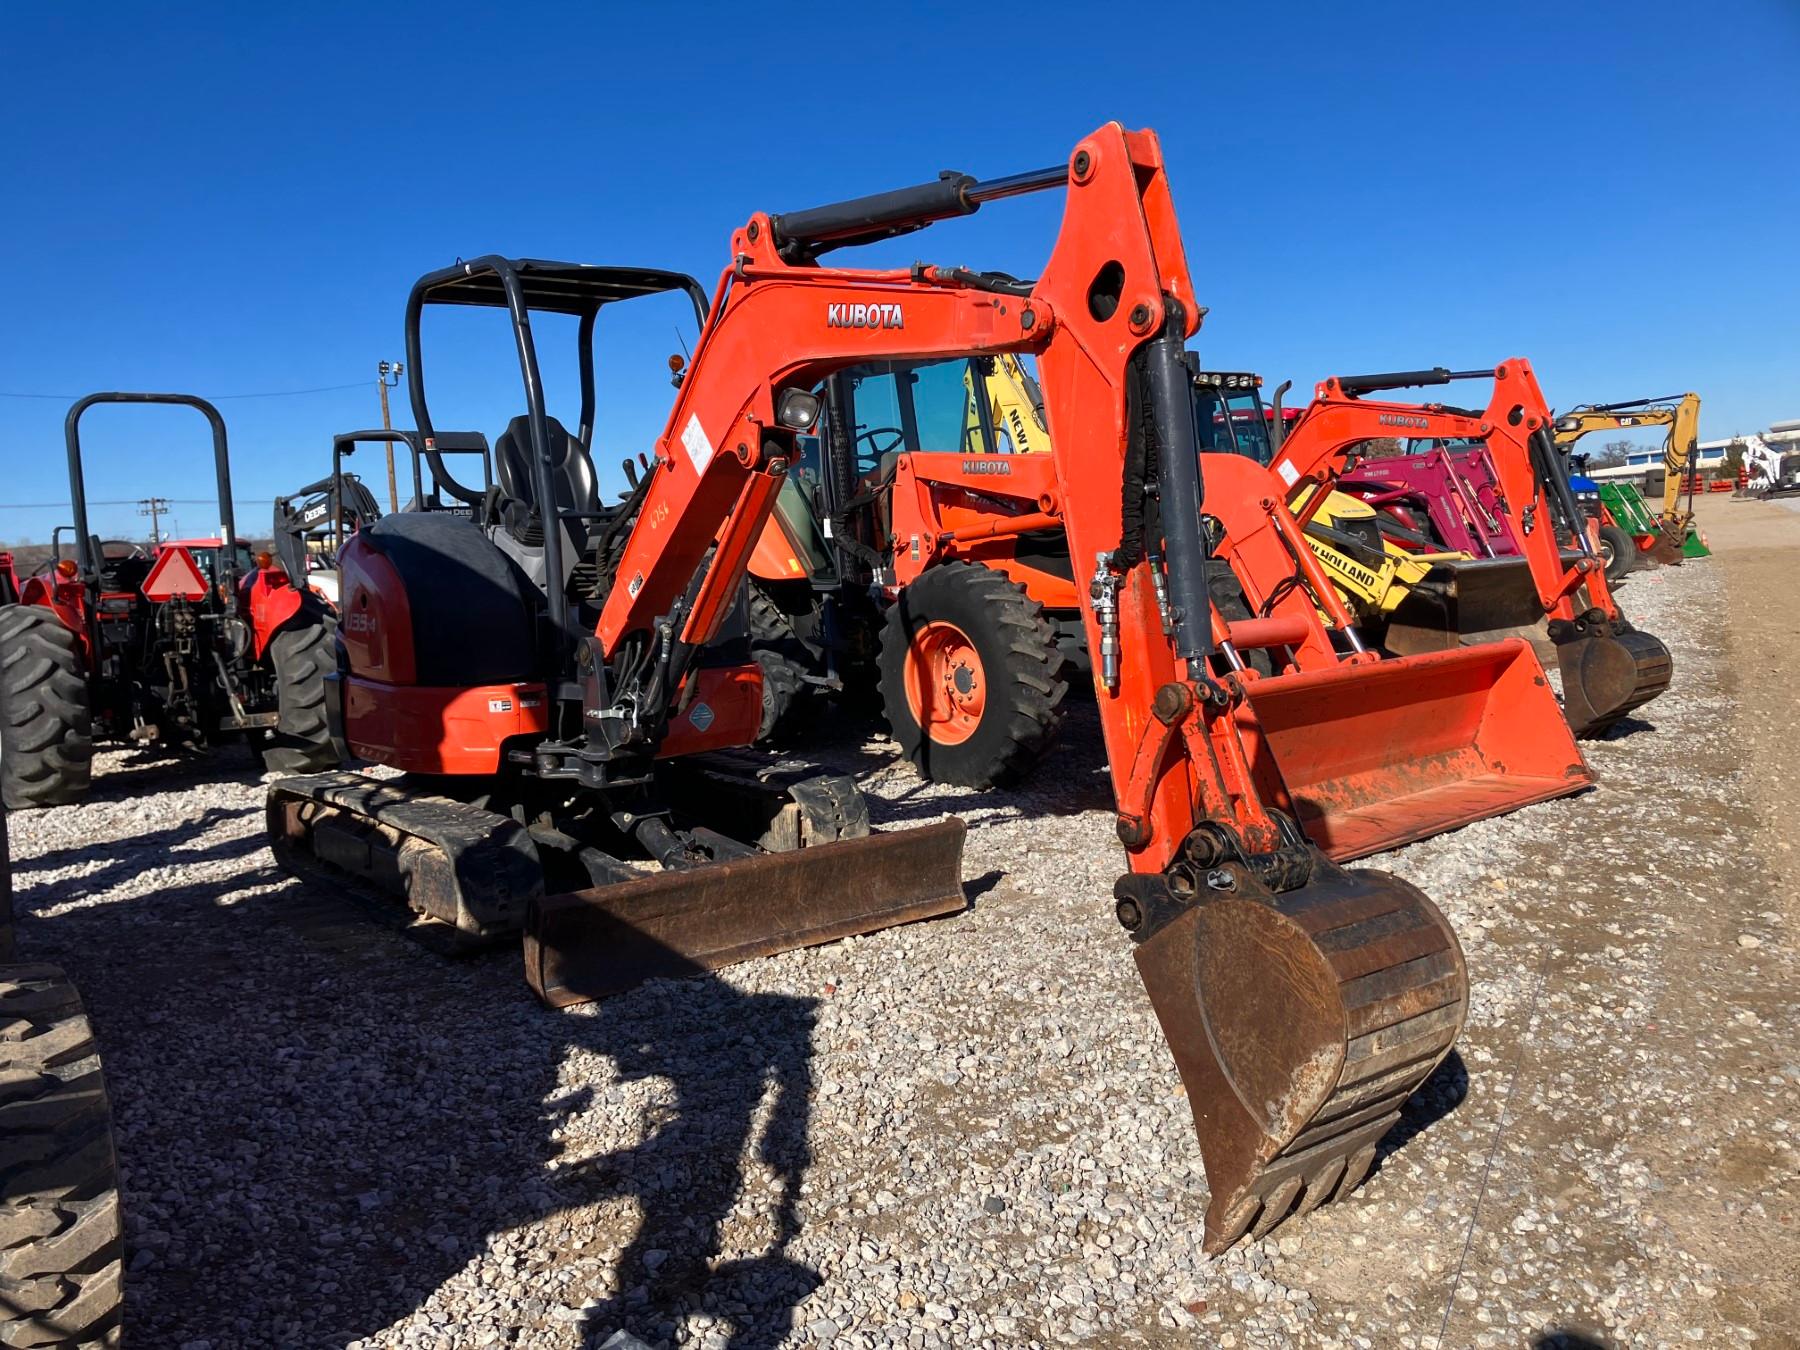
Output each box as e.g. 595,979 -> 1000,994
8,524 -> 1796,1349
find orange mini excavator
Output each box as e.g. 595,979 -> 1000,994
1268,363 -> 1674,736
269,125 -> 1469,1251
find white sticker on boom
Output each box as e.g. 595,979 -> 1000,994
488,697 -> 513,713
680,413 -> 714,475
1275,459 -> 1299,487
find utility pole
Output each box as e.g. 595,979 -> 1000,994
137,496 -> 171,546
377,360 -> 404,513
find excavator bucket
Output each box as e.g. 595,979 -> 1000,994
1231,640 -> 1592,862
1552,615 -> 1673,737
526,820 -> 967,1006
1131,862 -> 1467,1252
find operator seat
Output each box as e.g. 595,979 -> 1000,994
493,414 -> 601,546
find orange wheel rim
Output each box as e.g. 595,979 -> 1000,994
904,621 -> 985,746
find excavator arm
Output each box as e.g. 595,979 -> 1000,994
1552,392 -> 1703,527
573,125 -> 1468,1250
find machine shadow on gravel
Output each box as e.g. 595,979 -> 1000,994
1370,1049 -> 1468,1173
19,859 -> 825,1349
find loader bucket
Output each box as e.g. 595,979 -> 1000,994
1383,558 -> 1545,655
1552,616 -> 1672,737
1131,862 -> 1467,1252
1232,640 -> 1592,862
526,819 -> 967,1006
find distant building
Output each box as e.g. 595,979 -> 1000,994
1586,420 -> 1800,482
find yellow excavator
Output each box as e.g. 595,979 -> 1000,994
1552,393 -> 1710,560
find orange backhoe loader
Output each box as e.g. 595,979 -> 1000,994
748,357 -> 1590,860
267,125 -> 1468,1251
1268,363 -> 1673,737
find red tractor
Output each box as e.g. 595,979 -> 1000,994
0,393 -> 338,808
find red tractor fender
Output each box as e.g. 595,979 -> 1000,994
245,565 -> 305,661
16,574 -> 96,672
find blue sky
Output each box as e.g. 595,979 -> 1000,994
1,0 -> 1795,542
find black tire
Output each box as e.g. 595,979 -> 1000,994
262,615 -> 339,773
1598,523 -> 1639,582
877,563 -> 1067,789
0,965 -> 123,1349
0,606 -> 93,811
747,583 -> 815,740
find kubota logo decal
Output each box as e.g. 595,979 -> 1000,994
1378,413 -> 1429,429
961,459 -> 1011,475
827,302 -> 904,329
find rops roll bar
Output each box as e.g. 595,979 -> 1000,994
64,392 -> 237,592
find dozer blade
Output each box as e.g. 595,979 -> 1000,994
525,819 -> 967,1007
1553,616 -> 1672,737
1383,558 -> 1545,655
1132,865 -> 1467,1253
1232,640 -> 1593,862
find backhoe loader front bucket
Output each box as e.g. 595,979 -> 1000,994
1231,640 -> 1593,862
1127,859 -> 1467,1252
1382,558 -> 1545,654
526,820 -> 968,1006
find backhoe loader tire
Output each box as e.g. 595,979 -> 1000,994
0,606 -> 93,811
879,563 -> 1067,789
748,583 -> 814,740
0,965 -> 123,1349
263,616 -> 339,773
1598,523 -> 1639,582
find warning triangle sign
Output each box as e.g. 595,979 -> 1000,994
141,546 -> 210,601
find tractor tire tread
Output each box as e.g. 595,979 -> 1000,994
0,606 -> 93,810
0,967 -> 123,1350
263,615 -> 338,773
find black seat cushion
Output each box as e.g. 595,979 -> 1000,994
494,415 -> 600,535
364,512 -> 538,685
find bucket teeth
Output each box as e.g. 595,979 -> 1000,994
1131,863 -> 1467,1256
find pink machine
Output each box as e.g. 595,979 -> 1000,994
1336,442 -> 1523,559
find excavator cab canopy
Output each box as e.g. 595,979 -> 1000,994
402,257 -> 712,647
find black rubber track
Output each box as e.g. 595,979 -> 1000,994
0,964 -> 124,1349
0,606 -> 93,811
878,562 -> 1068,789
262,614 -> 340,773
1598,522 -> 1640,582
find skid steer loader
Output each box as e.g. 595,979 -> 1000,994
1269,364 -> 1673,737
266,124 -> 1472,1252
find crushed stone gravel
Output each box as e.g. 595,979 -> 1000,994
8,553 -> 1794,1348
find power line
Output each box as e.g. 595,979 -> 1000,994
0,381 -> 368,403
